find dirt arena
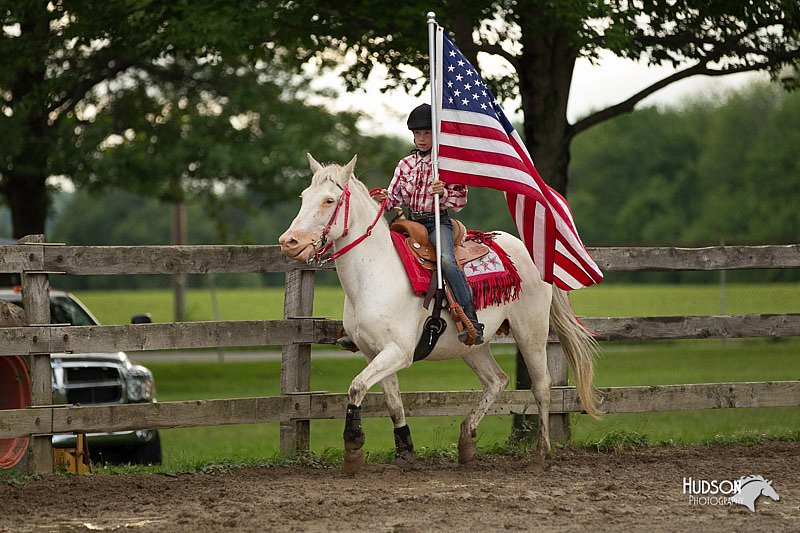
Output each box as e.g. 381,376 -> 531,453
1,441 -> 797,532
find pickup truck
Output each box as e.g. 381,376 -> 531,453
0,287 -> 161,465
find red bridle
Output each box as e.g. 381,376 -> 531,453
309,184 -> 387,265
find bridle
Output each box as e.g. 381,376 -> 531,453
309,183 -> 387,265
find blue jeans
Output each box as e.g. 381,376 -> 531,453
414,213 -> 479,325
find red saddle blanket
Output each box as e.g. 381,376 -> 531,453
390,230 -> 521,310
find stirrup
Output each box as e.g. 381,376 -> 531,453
458,322 -> 485,346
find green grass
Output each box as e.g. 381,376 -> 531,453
569,282 -> 800,317
141,338 -> 800,468
73,283 -> 800,325
63,284 -> 800,469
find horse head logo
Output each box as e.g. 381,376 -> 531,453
730,475 -> 780,512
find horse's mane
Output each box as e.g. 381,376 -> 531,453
346,173 -> 372,198
310,163 -> 343,188
311,163 -> 373,201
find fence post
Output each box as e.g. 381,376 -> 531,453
280,269 -> 315,455
19,234 -> 53,474
547,342 -> 571,442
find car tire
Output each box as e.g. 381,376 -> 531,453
131,431 -> 162,465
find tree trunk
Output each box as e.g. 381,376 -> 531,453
5,6 -> 51,240
511,11 -> 579,441
7,138 -> 50,240
517,25 -> 576,195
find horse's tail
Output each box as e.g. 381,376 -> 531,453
549,287 -> 603,419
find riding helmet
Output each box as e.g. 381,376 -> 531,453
406,103 -> 432,130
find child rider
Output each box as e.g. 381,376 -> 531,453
376,103 -> 485,345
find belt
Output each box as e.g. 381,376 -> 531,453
409,209 -> 448,220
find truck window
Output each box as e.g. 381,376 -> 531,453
50,296 -> 96,326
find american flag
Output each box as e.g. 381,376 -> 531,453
434,28 -> 603,290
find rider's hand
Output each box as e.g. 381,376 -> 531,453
375,189 -> 388,202
431,181 -> 444,196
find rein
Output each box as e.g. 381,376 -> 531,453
310,184 -> 387,265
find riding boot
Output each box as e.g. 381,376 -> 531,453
457,304 -> 485,345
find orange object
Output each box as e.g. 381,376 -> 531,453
0,356 -> 31,469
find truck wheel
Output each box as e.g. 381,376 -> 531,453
131,431 -> 162,465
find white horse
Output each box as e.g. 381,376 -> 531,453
279,154 -> 601,473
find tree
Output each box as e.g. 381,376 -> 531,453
569,80 -> 800,281
59,55 -> 375,223
569,105 -> 706,247
0,1 -> 330,239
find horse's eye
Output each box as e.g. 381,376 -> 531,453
324,198 -> 336,205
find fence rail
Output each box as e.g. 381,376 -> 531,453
1,238 -> 799,474
1,314 -> 800,356
2,381 -> 799,441
3,243 -> 800,274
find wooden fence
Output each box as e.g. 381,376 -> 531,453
1,236 -> 799,474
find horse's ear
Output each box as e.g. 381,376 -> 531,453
341,154 -> 358,183
307,153 -> 323,174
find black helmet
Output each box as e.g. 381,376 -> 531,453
406,103 -> 432,130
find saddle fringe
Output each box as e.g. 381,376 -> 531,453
466,231 -> 522,311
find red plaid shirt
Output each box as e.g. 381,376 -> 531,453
386,153 -> 468,213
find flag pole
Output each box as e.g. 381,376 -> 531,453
427,11 -> 443,290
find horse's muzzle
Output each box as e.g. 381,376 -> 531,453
278,229 -> 317,262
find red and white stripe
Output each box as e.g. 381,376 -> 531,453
437,108 -> 603,290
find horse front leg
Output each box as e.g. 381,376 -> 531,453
343,342 -> 411,474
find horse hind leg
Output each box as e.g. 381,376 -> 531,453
459,346 -> 510,463
509,314 -> 552,465
380,373 -> 416,469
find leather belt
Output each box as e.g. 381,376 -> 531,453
409,209 -> 447,220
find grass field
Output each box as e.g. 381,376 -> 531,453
73,282 -> 800,325
68,284 -> 800,468
146,339 -> 800,468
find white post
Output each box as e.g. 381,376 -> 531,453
427,11 -> 443,290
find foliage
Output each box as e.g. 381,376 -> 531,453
0,2 -> 268,236
569,81 -> 800,268
57,57 -> 371,211
269,1 -> 800,98
1,1 -> 409,239
589,429 -> 649,453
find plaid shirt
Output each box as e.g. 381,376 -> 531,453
386,152 -> 468,213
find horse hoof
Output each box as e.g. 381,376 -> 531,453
343,449 -> 364,474
395,451 -> 416,471
458,421 -> 477,463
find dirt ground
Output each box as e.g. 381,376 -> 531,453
1,441 -> 798,532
